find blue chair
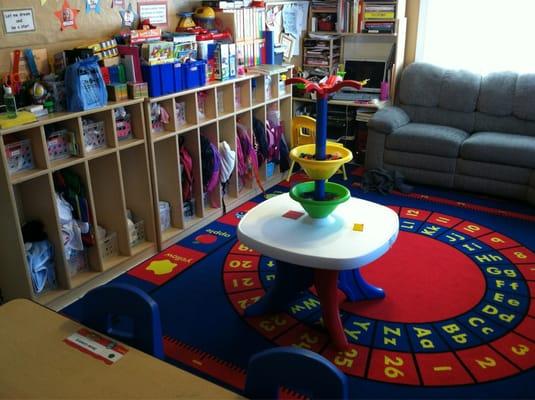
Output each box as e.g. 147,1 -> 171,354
80,283 -> 164,359
245,347 -> 348,399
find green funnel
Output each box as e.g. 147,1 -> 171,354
290,181 -> 350,219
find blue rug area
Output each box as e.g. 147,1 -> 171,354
63,171 -> 535,398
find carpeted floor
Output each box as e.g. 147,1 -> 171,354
63,169 -> 535,398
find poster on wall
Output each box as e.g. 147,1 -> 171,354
86,0 -> 102,13
2,8 -> 36,34
54,0 -> 80,31
120,2 -> 138,29
138,1 -> 168,26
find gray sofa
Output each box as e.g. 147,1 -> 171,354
365,62 -> 535,204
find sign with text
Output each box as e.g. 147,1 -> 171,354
138,1 -> 167,25
2,8 -> 36,34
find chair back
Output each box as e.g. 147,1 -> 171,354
245,347 -> 348,399
80,283 -> 164,359
291,115 -> 317,148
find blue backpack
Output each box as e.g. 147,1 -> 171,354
65,56 -> 107,111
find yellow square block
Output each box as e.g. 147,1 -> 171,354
353,223 -> 364,232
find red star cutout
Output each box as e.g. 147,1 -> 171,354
54,0 -> 79,31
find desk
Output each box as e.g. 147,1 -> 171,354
293,97 -> 388,163
0,299 -> 242,399
237,194 -> 399,349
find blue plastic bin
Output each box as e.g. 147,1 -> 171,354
173,62 -> 184,92
141,64 -> 162,97
159,63 -> 174,95
182,60 -> 207,90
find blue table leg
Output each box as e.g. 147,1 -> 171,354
244,260 -> 314,317
338,269 -> 385,302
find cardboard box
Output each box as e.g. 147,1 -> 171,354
107,83 -> 128,101
127,82 -> 148,99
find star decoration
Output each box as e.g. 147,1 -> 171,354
54,0 -> 80,31
119,2 -> 138,29
86,0 -> 102,14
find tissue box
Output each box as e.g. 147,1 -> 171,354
106,83 -> 128,101
127,82 -> 148,99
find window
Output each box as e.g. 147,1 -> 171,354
416,0 -> 535,74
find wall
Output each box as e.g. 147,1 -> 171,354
0,0 -> 422,75
405,0 -> 419,65
0,0 -> 198,74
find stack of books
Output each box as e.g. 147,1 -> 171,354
361,1 -> 396,33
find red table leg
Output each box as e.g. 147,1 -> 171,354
313,269 -> 349,350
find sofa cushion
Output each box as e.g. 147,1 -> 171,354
477,72 -> 517,116
460,132 -> 535,168
399,63 -> 444,107
513,74 -> 535,121
474,112 -> 535,137
439,69 -> 481,113
386,123 -> 468,158
402,105 -> 475,133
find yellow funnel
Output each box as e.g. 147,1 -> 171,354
290,144 -> 353,180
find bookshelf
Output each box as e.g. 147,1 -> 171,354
0,68 -> 293,309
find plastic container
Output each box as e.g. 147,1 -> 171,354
99,231 -> 118,259
66,249 -> 88,277
173,62 -> 184,92
3,86 -> 17,118
159,201 -> 171,231
141,63 -> 162,97
46,129 -> 77,160
82,120 -> 106,151
5,139 -> 34,174
160,63 -> 174,95
130,219 -> 145,245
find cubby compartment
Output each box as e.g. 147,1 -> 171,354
3,127 -> 47,183
153,136 -> 183,244
280,96 -> 293,145
149,98 -> 176,141
252,105 -> 269,180
251,77 -> 265,106
174,92 -> 198,133
119,144 -> 156,256
43,119 -> 82,170
81,110 -> 116,155
197,88 -> 217,124
236,110 -> 254,193
179,129 -> 203,227
216,83 -> 235,119
87,153 -> 129,270
265,73 -> 279,100
235,79 -> 251,111
52,163 -> 99,287
13,174 -> 67,301
200,123 -> 221,216
278,72 -> 291,97
218,115 -> 238,200
114,102 -> 145,148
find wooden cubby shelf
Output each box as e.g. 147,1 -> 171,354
0,69 -> 292,309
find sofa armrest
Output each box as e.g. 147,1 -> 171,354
368,106 -> 410,134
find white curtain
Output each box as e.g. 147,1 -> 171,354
416,0 -> 535,74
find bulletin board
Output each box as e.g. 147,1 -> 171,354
265,0 -> 309,65
0,0 -> 197,75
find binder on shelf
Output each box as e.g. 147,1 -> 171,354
263,30 -> 275,65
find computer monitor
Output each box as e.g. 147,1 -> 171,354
343,59 -> 388,92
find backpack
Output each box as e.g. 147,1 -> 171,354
65,56 -> 107,112
179,137 -> 194,202
252,117 -> 268,167
200,135 -> 221,207
236,122 -> 264,192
